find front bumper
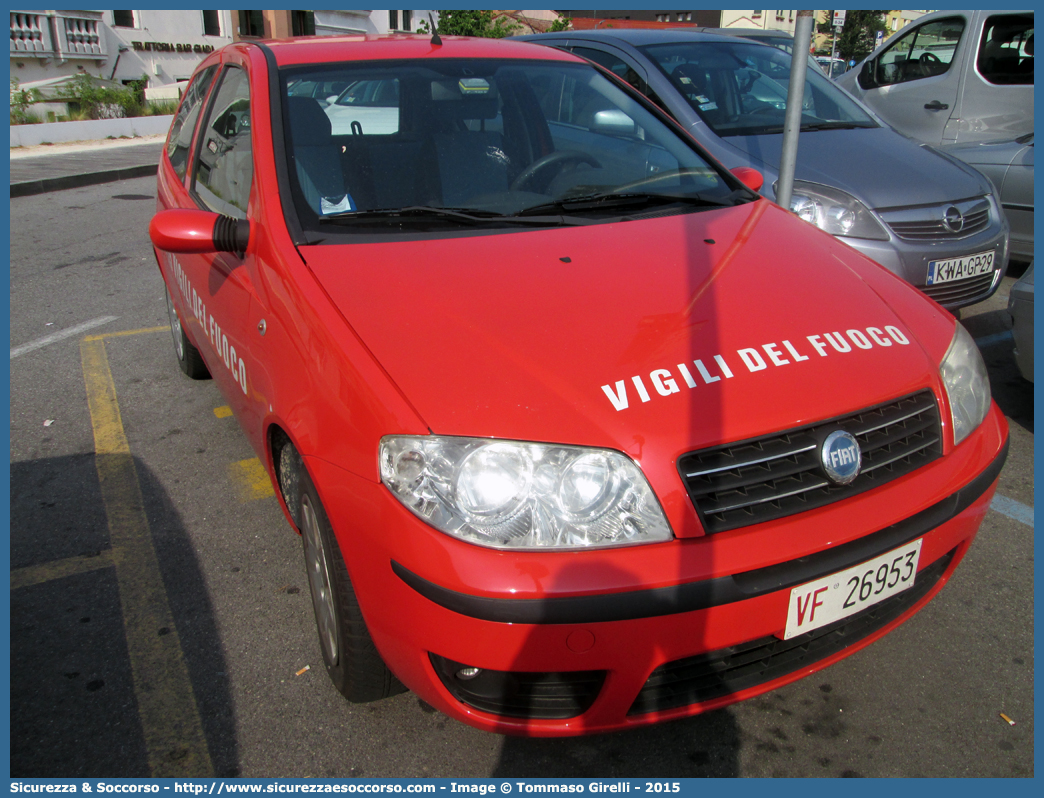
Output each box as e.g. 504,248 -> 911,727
307,404 -> 1007,735
842,213 -> 1009,311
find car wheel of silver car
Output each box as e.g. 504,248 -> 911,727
298,465 -> 405,702
165,285 -> 211,380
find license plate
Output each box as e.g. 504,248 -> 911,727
927,250 -> 994,285
783,539 -> 922,640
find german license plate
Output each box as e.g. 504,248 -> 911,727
783,539 -> 922,639
927,250 -> 994,285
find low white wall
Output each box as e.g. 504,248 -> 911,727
10,115 -> 174,148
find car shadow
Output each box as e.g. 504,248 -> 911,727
10,454 -> 238,777
492,708 -> 740,776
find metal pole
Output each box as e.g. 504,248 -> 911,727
830,24 -> 837,78
775,10 -> 815,211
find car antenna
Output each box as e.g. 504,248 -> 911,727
428,14 -> 442,46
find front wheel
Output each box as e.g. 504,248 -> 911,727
299,465 -> 404,702
165,285 -> 210,379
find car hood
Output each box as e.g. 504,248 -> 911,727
300,201 -> 950,462
726,127 -> 989,209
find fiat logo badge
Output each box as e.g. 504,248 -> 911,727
821,430 -> 862,485
943,206 -> 965,233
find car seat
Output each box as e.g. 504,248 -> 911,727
286,96 -> 352,214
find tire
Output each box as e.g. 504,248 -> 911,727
298,464 -> 405,702
165,285 -> 210,379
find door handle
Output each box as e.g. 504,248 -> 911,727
924,100 -> 949,111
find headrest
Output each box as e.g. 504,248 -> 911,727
1026,33 -> 1034,56
287,96 -> 332,145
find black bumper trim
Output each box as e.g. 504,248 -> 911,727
392,438 -> 1007,625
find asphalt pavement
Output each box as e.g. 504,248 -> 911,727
9,135 -> 164,197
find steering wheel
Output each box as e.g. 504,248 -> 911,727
603,167 -> 708,195
919,51 -> 942,74
749,102 -> 782,116
511,151 -> 602,193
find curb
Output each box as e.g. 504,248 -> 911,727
10,164 -> 158,197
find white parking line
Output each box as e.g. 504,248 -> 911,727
974,331 -> 1014,349
991,495 -> 1034,526
10,316 -> 119,359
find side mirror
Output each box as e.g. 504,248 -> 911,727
150,208 -> 250,256
858,60 -> 875,90
591,109 -> 637,136
730,166 -> 764,192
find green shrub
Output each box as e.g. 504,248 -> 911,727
56,72 -> 150,120
144,99 -> 180,116
419,10 -> 521,39
10,78 -> 43,124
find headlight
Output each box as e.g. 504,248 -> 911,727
379,436 -> 673,549
786,181 -> 889,240
939,323 -> 991,446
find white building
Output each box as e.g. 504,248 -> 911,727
9,9 -> 437,95
10,10 -> 235,91
718,9 -> 800,35
311,10 -> 437,36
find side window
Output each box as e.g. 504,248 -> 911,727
326,78 -> 400,135
978,14 -> 1034,85
571,47 -> 640,87
166,65 -> 217,181
335,78 -> 399,108
193,66 -> 253,219
872,17 -> 965,86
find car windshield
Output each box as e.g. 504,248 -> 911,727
279,58 -> 746,235
638,40 -> 877,137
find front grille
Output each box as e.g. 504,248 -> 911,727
429,654 -> 606,719
679,391 -> 942,534
629,549 -> 954,715
921,270 -> 998,307
884,200 -> 991,241
888,207 -> 990,240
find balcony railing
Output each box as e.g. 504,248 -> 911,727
10,11 -> 51,54
10,10 -> 106,59
58,13 -> 103,57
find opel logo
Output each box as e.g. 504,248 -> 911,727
820,430 -> 862,485
943,206 -> 965,233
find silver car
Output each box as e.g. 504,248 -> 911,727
516,29 -> 1010,310
943,133 -> 1033,262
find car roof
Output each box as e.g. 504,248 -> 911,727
519,29 -> 754,47
694,27 -> 795,40
260,34 -> 585,67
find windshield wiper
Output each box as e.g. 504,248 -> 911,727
516,190 -> 746,217
756,120 -> 876,134
321,205 -> 591,227
800,121 -> 876,131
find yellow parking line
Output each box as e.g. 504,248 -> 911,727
213,405 -> 233,419
83,325 -> 167,342
229,457 -> 276,502
10,550 -> 114,591
80,335 -> 214,777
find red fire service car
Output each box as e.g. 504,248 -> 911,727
150,35 -> 1008,735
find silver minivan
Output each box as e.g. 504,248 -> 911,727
837,10 -> 1033,145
